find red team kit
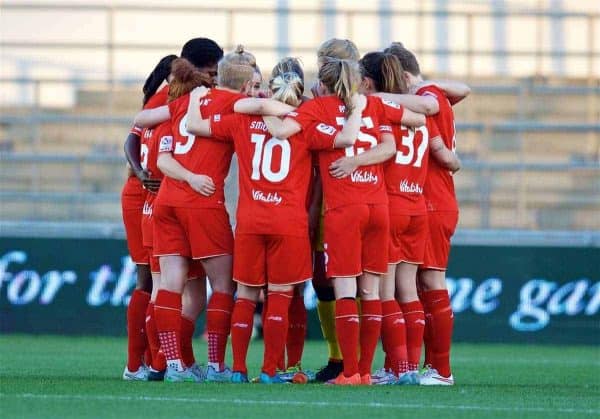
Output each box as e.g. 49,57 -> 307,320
121,38 -> 465,386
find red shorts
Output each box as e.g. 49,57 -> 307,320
389,213 -> 428,265
422,211 -> 458,270
121,178 -> 148,265
233,233 -> 312,287
147,250 -> 160,274
141,212 -> 153,249
153,204 -> 233,259
323,204 -> 389,278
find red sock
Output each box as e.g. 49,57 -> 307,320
180,315 -> 196,367
422,290 -> 453,377
381,299 -> 408,375
145,302 -> 166,371
154,290 -> 183,370
206,292 -> 234,369
358,299 -> 382,376
401,300 -> 425,371
262,291 -> 292,375
286,293 -> 306,368
335,298 -> 359,377
126,289 -> 150,371
421,294 -> 433,367
231,298 -> 255,375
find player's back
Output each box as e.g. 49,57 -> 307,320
292,95 -> 390,211
210,113 -> 312,236
416,85 -> 457,212
160,88 -> 245,208
385,116 -> 439,215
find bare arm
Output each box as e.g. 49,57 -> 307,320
263,116 -> 302,139
401,108 -> 426,128
329,132 -> 396,178
134,105 -> 170,127
426,79 -> 471,105
123,131 -> 161,192
157,153 -> 216,196
234,98 -> 296,116
185,87 -> 211,137
332,93 -> 367,148
373,92 -> 439,116
430,136 -> 461,173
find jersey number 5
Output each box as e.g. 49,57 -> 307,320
335,117 -> 377,157
250,134 -> 291,182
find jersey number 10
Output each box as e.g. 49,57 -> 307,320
250,134 -> 291,182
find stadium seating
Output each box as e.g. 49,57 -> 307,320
0,76 -> 598,230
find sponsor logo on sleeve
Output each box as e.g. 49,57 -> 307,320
214,114 -> 221,122
158,135 -> 174,152
287,111 -> 298,117
316,123 -> 336,136
381,98 -> 401,109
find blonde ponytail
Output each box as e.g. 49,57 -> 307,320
318,57 -> 360,116
269,72 -> 304,107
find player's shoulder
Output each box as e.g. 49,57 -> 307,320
416,84 -> 443,98
143,85 -> 169,110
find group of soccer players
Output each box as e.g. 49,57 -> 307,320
120,36 -> 469,386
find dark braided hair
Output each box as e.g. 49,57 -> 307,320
142,54 -> 178,106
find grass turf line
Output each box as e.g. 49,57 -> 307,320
0,335 -> 598,419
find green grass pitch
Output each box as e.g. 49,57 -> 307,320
0,335 -> 598,419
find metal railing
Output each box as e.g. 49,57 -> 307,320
2,2 -> 599,82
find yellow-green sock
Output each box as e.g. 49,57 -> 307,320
317,299 -> 342,361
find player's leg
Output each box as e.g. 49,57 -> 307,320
155,254 -> 191,381
181,266 -> 207,380
185,207 -> 235,380
375,263 -> 408,384
375,212 -> 409,384
313,250 -> 343,382
357,204 -> 390,384
332,276 -> 361,384
396,262 -> 424,381
122,195 -> 152,380
145,258 -> 166,379
152,204 -> 197,382
357,272 -> 382,385
326,205 -> 367,385
124,263 -> 152,380
261,235 -> 312,383
418,211 -> 458,385
285,283 -> 307,370
229,233 -> 265,383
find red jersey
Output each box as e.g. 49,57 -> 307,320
130,85 -> 170,137
141,121 -> 169,212
155,88 -> 245,208
416,85 -> 458,212
209,114 -> 312,237
385,116 -> 440,215
289,95 -> 404,211
122,85 -> 169,207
